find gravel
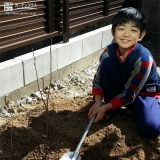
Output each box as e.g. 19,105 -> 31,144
0,61 -> 160,118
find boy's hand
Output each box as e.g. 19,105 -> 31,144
88,95 -> 102,118
88,103 -> 113,123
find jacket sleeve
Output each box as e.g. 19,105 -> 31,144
92,48 -> 109,100
110,55 -> 153,109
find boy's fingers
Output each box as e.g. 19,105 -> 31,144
88,109 -> 92,116
93,113 -> 104,123
88,111 -> 94,119
88,106 -> 95,116
94,114 -> 99,123
93,118 -> 98,123
89,110 -> 97,121
88,114 -> 93,119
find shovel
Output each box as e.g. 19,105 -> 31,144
60,116 -> 95,160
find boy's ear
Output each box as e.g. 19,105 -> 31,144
139,31 -> 146,41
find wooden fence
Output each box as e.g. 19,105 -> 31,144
0,0 -> 142,53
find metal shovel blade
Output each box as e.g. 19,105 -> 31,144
60,151 -> 81,160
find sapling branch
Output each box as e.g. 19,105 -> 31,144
44,35 -> 53,159
11,119 -> 13,159
32,48 -> 47,108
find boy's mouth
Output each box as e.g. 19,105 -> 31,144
121,39 -> 130,44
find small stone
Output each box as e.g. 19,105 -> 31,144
7,108 -> 16,113
117,142 -> 121,146
6,100 -> 11,105
45,88 -> 54,94
4,113 -> 11,117
58,84 -> 66,89
42,134 -> 47,139
53,86 -> 58,91
121,106 -> 127,109
64,91 -> 74,96
26,97 -> 33,104
16,100 -> 22,107
21,103 -> 26,107
32,98 -> 37,103
32,92 -> 41,98
17,108 -> 25,113
3,105 -> 7,109
7,101 -> 16,108
21,97 -> 27,104
45,85 -> 50,89
51,82 -> 58,87
87,91 -> 92,95
42,96 -> 46,101
0,118 -> 7,126
80,79 -> 85,84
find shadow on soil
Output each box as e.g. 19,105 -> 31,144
0,99 -> 159,160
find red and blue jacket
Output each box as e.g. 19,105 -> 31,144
92,43 -> 160,109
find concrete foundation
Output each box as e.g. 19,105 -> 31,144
0,25 -> 113,107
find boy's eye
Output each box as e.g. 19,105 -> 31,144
118,28 -> 124,30
131,29 -> 137,32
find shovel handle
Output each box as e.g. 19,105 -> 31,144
72,116 -> 95,158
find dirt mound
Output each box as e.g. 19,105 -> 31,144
0,96 -> 159,160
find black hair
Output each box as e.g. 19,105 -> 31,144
112,7 -> 147,35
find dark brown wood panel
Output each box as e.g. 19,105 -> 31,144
0,0 -> 142,53
0,0 -> 57,53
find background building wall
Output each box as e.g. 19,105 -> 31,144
141,0 -> 160,45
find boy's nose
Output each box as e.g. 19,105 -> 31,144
123,30 -> 129,36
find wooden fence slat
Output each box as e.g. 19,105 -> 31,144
104,0 -> 109,16
63,0 -> 69,42
46,0 -> 55,33
0,0 -> 142,53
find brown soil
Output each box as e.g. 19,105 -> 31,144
0,95 -> 160,160
0,39 -> 160,160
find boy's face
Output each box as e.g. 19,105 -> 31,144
111,22 -> 146,54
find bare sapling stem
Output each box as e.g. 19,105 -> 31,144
44,35 -> 53,159
32,48 -> 47,108
11,119 -> 13,159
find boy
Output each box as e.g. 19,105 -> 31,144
88,7 -> 160,149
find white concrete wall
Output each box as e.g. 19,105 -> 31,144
0,59 -> 24,96
0,25 -> 113,99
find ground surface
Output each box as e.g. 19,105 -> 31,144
0,39 -> 160,160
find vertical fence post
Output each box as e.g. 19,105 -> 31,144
46,0 -> 55,33
104,0 -> 109,16
137,0 -> 142,9
63,0 -> 69,42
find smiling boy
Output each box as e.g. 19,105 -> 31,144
88,7 -> 160,146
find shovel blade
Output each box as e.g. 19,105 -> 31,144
60,152 -> 81,160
